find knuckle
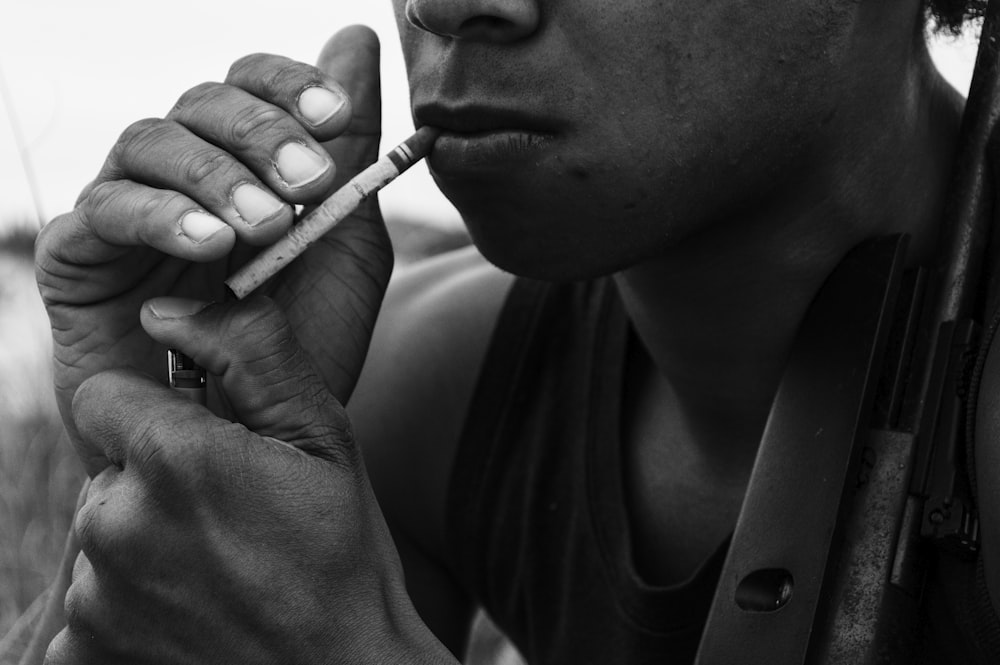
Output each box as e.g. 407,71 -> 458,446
61,577 -> 120,657
33,212 -> 69,266
225,103 -> 289,149
169,81 -> 223,117
45,626 -> 93,665
80,179 -> 117,215
63,573 -> 92,631
73,177 -> 101,207
81,180 -> 145,223
74,470 -> 121,554
132,190 -> 177,226
115,117 -> 172,161
226,52 -> 271,82
228,53 -> 314,97
71,369 -> 128,418
74,499 -> 101,549
258,58 -> 316,95
78,181 -> 179,250
70,373 -> 103,425
177,146 -> 235,188
43,629 -> 69,665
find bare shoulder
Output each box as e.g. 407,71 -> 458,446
348,244 -> 514,560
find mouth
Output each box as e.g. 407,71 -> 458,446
414,103 -> 560,175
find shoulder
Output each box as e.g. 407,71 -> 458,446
348,244 -> 515,559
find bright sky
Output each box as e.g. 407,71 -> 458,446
0,0 -> 461,231
0,3 -> 983,234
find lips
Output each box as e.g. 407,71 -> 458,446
415,103 -> 559,133
414,103 -> 561,175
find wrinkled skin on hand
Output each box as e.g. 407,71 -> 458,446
34,24 -> 454,665
35,26 -> 389,472
43,297 -> 452,665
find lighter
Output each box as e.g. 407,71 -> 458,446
168,349 -> 207,405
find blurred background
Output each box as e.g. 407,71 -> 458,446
0,0 -> 984,654
0,0 -> 463,231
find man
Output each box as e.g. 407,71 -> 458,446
19,0 -> 999,662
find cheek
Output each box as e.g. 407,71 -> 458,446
564,0 -> 855,125
569,5 -> 854,201
434,154 -> 695,280
409,1 -> 860,277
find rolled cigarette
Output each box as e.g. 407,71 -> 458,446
225,125 -> 441,299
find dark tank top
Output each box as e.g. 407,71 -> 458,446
444,276 -> 1000,664
445,278 -> 728,664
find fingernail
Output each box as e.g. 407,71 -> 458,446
180,211 -> 228,243
147,297 -> 211,320
297,86 -> 346,126
274,142 -> 330,188
232,183 -> 286,227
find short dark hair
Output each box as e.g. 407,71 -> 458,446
928,0 -> 986,34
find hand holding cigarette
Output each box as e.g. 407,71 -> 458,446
225,126 -> 441,299
37,28 -> 404,461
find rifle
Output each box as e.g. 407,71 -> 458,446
694,5 -> 1000,663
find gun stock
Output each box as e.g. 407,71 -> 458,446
694,4 -> 1000,663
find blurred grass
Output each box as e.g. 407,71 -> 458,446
0,222 -> 84,637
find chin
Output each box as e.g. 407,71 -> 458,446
431,165 -> 690,281
459,208 -> 650,283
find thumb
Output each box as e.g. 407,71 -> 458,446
140,296 -> 355,464
316,25 -> 383,210
266,25 -> 392,404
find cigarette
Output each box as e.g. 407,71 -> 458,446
224,126 -> 441,299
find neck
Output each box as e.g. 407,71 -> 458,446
613,40 -> 964,464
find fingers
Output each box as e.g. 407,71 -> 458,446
50,516 -> 183,665
165,82 -> 338,201
147,52 -> 354,237
48,52 -> 360,279
45,627 -> 94,665
94,88 -> 333,250
106,116 -> 299,243
39,182 -> 237,279
224,53 -> 353,136
70,369 -> 210,478
138,295 -> 356,465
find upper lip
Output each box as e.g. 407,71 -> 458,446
414,103 -> 561,135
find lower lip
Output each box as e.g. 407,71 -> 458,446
428,129 -> 554,176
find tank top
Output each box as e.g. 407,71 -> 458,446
446,277 -> 728,664
445,276 -> 1000,664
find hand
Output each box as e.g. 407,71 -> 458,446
35,26 -> 391,469
43,296 -> 456,665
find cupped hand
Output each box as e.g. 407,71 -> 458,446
35,26 -> 392,454
43,295 -> 456,665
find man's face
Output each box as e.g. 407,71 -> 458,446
394,0 -> 875,278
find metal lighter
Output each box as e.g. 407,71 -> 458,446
168,349 -> 207,405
